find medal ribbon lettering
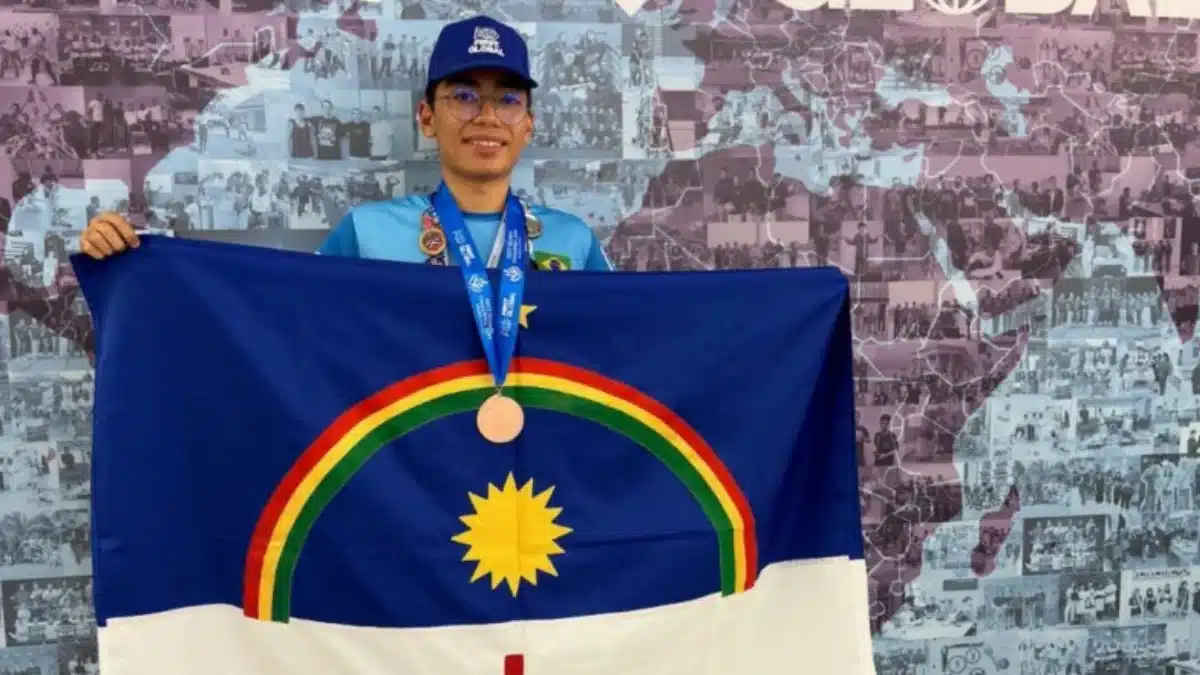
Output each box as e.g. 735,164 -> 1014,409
430,185 -> 528,396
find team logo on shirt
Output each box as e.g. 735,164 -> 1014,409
468,27 -> 504,57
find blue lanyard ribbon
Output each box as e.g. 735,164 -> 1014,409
430,184 -> 528,391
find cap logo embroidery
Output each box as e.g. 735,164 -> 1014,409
467,26 -> 504,57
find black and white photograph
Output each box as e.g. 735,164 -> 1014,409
55,440 -> 89,503
196,158 -> 295,229
197,157 -> 404,231
1085,623 -> 1176,675
0,508 -> 89,580
267,89 -> 412,163
918,520 -> 1023,577
895,403 -> 966,463
57,640 -> 97,675
530,22 -> 621,158
1120,567 -> 1199,622
1112,28 -> 1198,94
282,16 -> 380,91
7,307 -> 90,377
878,281 -> 932,341
76,86 -> 191,158
621,85 -> 679,160
849,281 -> 888,341
532,160 -> 624,238
1136,454 -> 1198,514
1013,630 -> 1089,675
1118,512 -> 1200,571
345,18 -> 441,90
0,88 -> 86,161
6,371 -> 92,445
1059,571 -> 1121,626
0,646 -> 56,675
1022,515 -> 1112,575
980,575 -> 1063,631
1075,396 -> 1155,453
695,86 -> 791,155
1123,216 -> 1180,276
1010,456 -> 1140,513
1036,339 -> 1174,403
987,394 -> 1077,458
56,15 -> 173,87
703,159 -> 806,246
0,576 -> 93,646
878,578 -> 980,640
200,14 -> 285,74
871,640 -> 929,675
0,14 -> 60,86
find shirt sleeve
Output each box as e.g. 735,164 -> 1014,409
583,231 -> 614,271
317,213 -> 359,257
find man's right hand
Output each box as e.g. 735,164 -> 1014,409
80,212 -> 139,259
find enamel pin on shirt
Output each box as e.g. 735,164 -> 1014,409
420,212 -> 448,265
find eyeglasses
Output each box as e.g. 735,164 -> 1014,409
439,88 -> 529,125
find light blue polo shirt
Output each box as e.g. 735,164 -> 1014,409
318,195 -> 613,272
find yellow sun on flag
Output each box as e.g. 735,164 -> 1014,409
451,473 -> 572,597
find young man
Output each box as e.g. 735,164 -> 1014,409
80,15 -> 613,273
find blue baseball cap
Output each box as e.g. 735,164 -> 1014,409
426,16 -> 538,91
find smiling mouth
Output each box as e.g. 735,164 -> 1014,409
466,139 -> 505,149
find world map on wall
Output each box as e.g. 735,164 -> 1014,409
0,0 -> 1199,673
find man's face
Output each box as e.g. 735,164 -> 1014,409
418,69 -> 533,183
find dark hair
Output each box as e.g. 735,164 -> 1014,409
424,73 -> 533,110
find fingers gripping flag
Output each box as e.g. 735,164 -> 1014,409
75,236 -> 871,675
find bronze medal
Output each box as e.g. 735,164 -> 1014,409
476,393 -> 525,444
419,227 -> 447,257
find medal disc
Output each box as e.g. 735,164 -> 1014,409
476,394 -> 525,444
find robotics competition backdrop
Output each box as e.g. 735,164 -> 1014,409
0,0 -> 1198,672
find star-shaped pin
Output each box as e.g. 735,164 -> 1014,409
519,305 -> 537,329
